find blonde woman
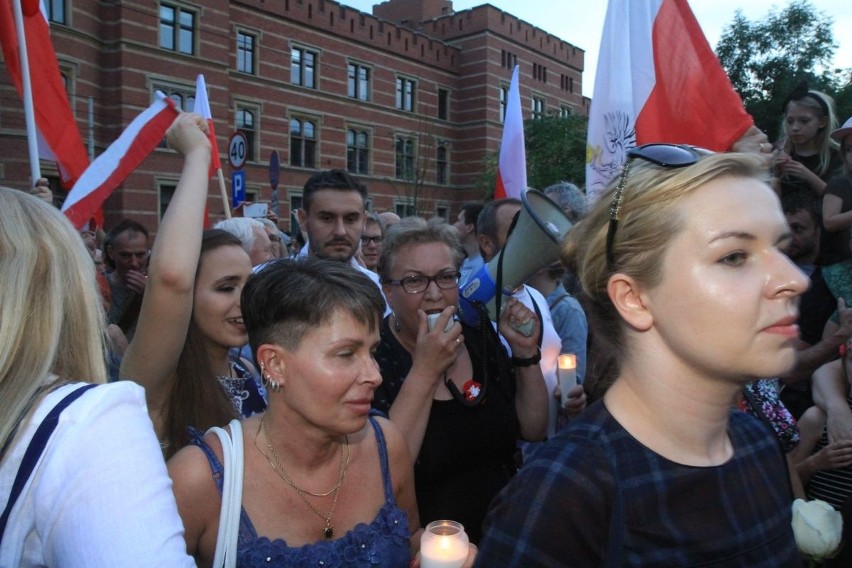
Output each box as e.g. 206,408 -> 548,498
0,187 -> 193,566
478,148 -> 807,565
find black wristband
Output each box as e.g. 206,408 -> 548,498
512,347 -> 541,367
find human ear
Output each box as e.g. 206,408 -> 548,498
257,344 -> 287,383
478,234 -> 495,261
297,207 -> 308,228
607,273 -> 653,332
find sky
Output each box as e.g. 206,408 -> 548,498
338,0 -> 852,98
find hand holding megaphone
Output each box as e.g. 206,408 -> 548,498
498,297 -> 541,354
408,307 -> 463,383
459,189 -> 573,335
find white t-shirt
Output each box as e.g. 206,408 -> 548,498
0,382 -> 195,568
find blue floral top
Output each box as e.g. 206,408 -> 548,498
193,414 -> 411,567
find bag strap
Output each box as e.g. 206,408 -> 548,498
0,383 -> 98,545
210,419 -> 244,568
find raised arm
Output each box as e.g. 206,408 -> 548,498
120,113 -> 212,437
499,297 -> 548,442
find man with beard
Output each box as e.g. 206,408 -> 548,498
297,169 -> 388,312
780,191 -> 852,418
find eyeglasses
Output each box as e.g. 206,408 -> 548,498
360,235 -> 383,245
385,271 -> 461,294
606,144 -> 709,270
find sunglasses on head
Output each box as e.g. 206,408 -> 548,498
606,143 -> 711,270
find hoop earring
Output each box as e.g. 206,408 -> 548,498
259,363 -> 282,393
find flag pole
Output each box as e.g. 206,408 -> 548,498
217,167 -> 231,219
12,0 -> 41,184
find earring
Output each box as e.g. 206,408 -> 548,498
260,362 -> 282,393
391,311 -> 401,332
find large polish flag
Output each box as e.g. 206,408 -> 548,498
194,74 -> 221,177
62,93 -> 179,229
494,65 -> 526,200
585,0 -> 753,203
0,0 -> 89,187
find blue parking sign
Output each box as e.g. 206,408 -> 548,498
232,170 -> 246,208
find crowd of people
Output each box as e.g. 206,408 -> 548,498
3,82 -> 852,566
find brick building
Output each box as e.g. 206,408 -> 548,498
0,0 -> 588,232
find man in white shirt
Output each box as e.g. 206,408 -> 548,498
477,198 -> 586,438
296,170 -> 388,312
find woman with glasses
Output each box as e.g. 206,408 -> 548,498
372,217 -> 547,544
476,146 -> 807,566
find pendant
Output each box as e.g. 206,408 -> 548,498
324,526 -> 334,539
463,379 -> 482,400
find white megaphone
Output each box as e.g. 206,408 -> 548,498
459,189 -> 573,334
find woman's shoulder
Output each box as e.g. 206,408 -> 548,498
39,381 -> 147,426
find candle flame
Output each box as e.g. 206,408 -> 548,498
558,354 -> 576,369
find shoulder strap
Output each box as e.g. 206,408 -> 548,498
0,383 -> 98,546
367,413 -> 394,502
209,419 -> 244,568
548,292 -> 570,311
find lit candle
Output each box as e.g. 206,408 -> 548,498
420,520 -> 469,568
558,354 -> 577,407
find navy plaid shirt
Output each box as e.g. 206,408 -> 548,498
476,400 -> 799,567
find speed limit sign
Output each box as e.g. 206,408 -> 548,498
228,132 -> 248,169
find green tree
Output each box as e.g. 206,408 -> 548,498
715,0 -> 848,141
477,114 -> 588,198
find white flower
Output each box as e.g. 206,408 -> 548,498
792,498 -> 843,560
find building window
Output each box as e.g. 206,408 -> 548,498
501,50 -> 517,69
560,105 -> 572,118
396,77 -> 415,112
435,204 -> 449,221
290,118 -> 316,168
44,0 -> 65,24
348,63 -> 370,101
237,32 -> 256,74
499,86 -> 508,123
346,129 -> 369,174
290,194 -> 303,216
395,201 -> 416,217
436,144 -> 448,185
291,47 -> 316,88
159,183 -> 176,220
159,3 -> 195,55
236,108 -> 256,161
532,96 -> 545,120
437,89 -> 449,120
533,63 -> 547,83
395,136 -> 415,180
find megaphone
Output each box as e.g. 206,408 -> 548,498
459,189 -> 573,334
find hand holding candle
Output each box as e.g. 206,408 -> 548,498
420,520 -> 469,568
558,354 -> 577,407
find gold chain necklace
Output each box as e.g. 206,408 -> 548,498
259,414 -> 350,539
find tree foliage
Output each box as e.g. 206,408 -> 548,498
477,114 -> 588,198
716,0 -> 851,141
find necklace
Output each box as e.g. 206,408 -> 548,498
260,414 -> 350,539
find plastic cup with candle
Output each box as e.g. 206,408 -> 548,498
558,354 -> 577,406
420,520 -> 469,568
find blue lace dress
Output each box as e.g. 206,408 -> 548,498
192,414 -> 411,567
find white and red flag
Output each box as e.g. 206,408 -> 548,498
0,0 -> 89,187
194,74 -> 221,177
62,93 -> 179,229
494,65 -> 526,200
585,0 -> 753,203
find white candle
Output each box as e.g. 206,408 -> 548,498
558,354 -> 577,407
420,520 -> 469,568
